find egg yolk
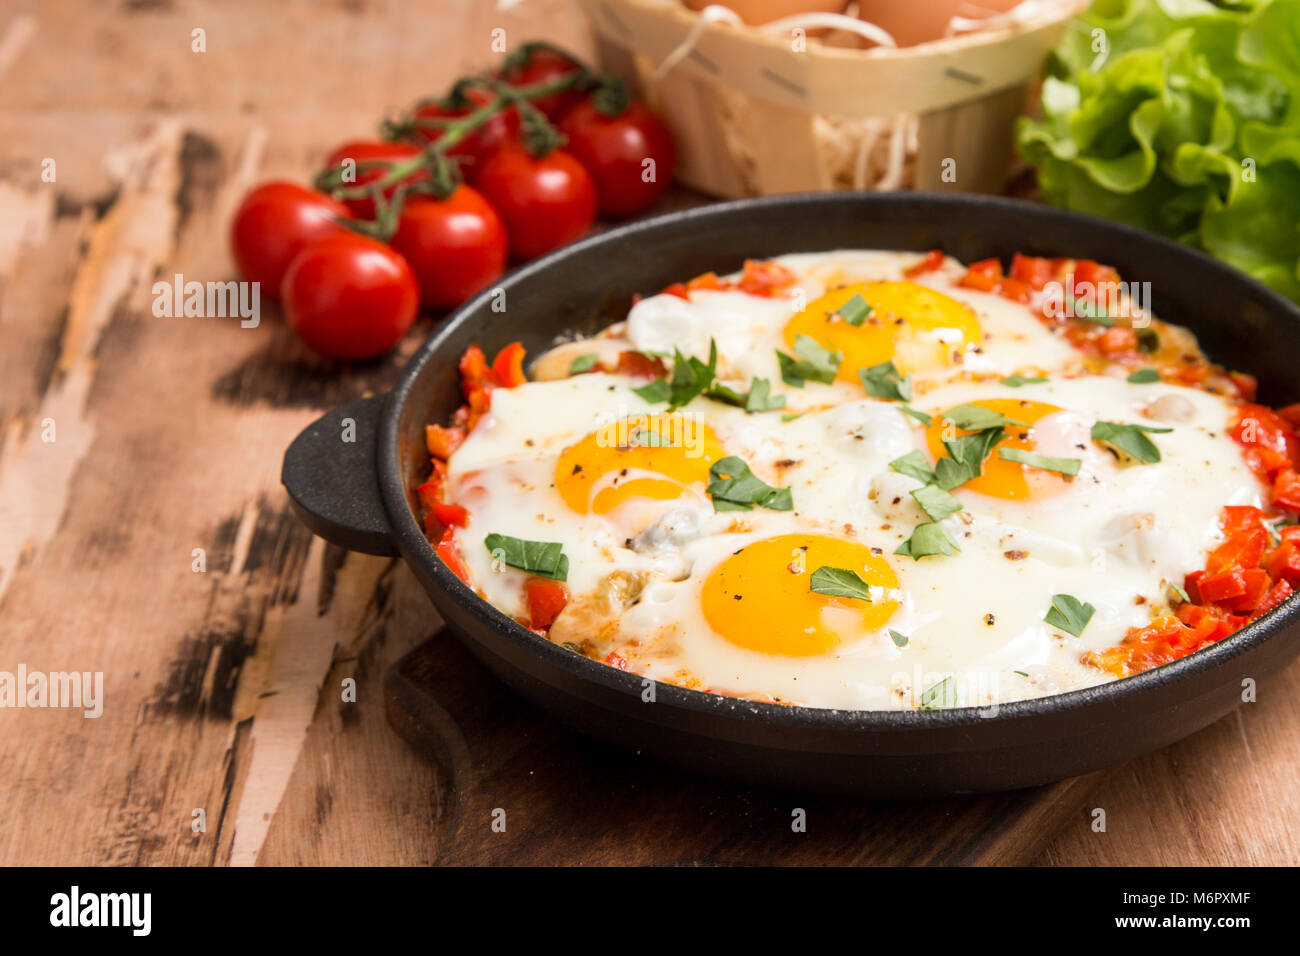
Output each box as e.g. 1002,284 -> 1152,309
702,534 -> 900,656
555,414 -> 725,514
924,398 -> 1064,500
783,281 -> 982,382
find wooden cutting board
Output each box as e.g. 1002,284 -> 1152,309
384,630 -> 1106,866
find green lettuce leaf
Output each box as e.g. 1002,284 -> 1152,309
1018,0 -> 1300,304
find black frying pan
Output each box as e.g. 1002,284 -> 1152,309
282,193 -> 1300,796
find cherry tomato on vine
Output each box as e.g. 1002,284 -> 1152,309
391,186 -> 508,310
320,140 -> 429,220
410,87 -> 519,182
559,99 -> 677,219
281,233 -> 419,360
498,47 -> 585,120
475,145 -> 597,261
229,182 -> 349,300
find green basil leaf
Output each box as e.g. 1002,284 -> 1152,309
889,629 -> 909,647
1135,328 -> 1160,354
898,405 -> 933,425
895,522 -> 961,560
1044,593 -> 1095,637
940,403 -> 1027,430
911,483 -> 963,521
706,456 -> 793,512
568,353 -> 599,374
776,334 -> 842,387
935,426 -> 1006,490
809,566 -> 873,601
632,379 -> 671,403
483,533 -> 569,581
744,377 -> 786,413
1126,368 -> 1160,383
997,447 -> 1081,476
858,361 -> 913,401
1072,297 -> 1113,326
1091,420 -> 1173,464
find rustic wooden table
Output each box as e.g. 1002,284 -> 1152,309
1,0 -> 1297,866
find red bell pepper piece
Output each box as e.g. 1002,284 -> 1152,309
425,423 -> 466,460
904,249 -> 945,278
525,578 -> 569,630
1198,568 -> 1248,603
490,341 -> 527,388
436,528 -> 469,583
1273,468 -> 1300,512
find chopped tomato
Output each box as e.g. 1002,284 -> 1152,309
459,345 -> 494,394
425,423 -> 466,460
1097,327 -> 1137,355
431,502 -> 469,528
416,480 -> 443,512
1260,578 -> 1295,614
1229,371 -> 1258,402
686,271 -> 722,292
1223,568 -> 1270,612
736,259 -> 796,296
525,578 -> 569,630
997,277 -> 1032,304
1073,259 -> 1121,290
491,341 -> 527,387
1273,468 -> 1300,512
1266,541 -> 1300,586
1220,505 -> 1265,536
660,282 -> 689,299
957,258 -> 1002,292
1198,568 -> 1248,603
1206,528 -> 1267,574
616,350 -> 667,379
1010,253 -> 1056,291
1279,404 -> 1300,429
903,249 -> 945,278
435,528 -> 469,583
603,652 -> 627,670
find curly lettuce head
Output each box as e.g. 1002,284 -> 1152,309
1018,0 -> 1300,303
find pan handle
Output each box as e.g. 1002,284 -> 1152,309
281,395 -> 400,557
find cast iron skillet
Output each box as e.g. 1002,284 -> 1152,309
282,193 -> 1300,796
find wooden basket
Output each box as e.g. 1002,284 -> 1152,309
576,0 -> 1087,197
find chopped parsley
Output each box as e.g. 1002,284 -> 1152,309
1001,375 -> 1049,387
809,566 -> 873,601
706,456 -> 793,512
895,522 -> 961,560
911,483 -> 963,521
777,335 -> 842,387
483,533 -> 569,581
836,294 -> 873,326
940,403 -> 1027,430
997,447 -> 1081,476
919,676 -> 958,710
1091,420 -> 1173,464
889,629 -> 910,648
858,361 -> 913,401
889,450 -> 936,484
1044,593 -> 1095,636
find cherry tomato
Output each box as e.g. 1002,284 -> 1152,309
281,233 -> 419,360
475,145 -> 596,261
320,140 -> 429,220
410,87 -> 520,181
229,182 -> 349,300
558,99 -> 676,218
498,47 -> 585,119
391,186 -> 507,310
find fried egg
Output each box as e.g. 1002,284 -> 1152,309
438,250 -> 1275,710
